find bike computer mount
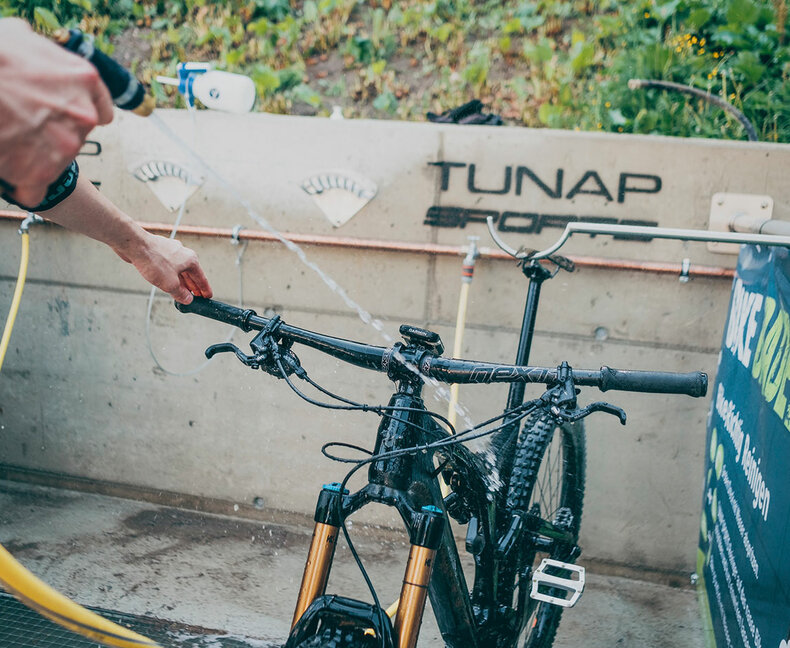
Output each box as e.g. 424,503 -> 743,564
398,325 -> 444,356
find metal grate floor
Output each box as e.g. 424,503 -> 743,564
0,590 -> 277,647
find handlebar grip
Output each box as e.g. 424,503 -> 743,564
175,297 -> 257,330
598,366 -> 708,397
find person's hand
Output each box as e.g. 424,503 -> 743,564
0,18 -> 114,207
120,234 -> 213,305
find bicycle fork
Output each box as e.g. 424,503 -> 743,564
291,485 -> 445,648
291,483 -> 344,626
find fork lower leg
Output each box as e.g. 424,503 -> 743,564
291,483 -> 346,627
395,505 -> 445,648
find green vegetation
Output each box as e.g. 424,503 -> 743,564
2,0 -> 789,142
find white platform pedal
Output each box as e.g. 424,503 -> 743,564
530,558 -> 585,608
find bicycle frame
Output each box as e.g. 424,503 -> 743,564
290,378 -> 485,647
289,260 -> 560,648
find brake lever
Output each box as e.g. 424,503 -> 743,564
553,401 -> 627,425
205,339 -> 305,379
205,342 -> 261,368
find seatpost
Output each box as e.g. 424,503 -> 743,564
506,261 -> 553,412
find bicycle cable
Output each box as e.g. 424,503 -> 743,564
291,371 -> 459,435
277,357 -> 541,457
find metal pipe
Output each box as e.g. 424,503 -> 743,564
0,210 -> 734,279
730,214 -> 790,237
530,222 -> 790,261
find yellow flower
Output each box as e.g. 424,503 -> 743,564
699,48 -> 705,54
644,11 -> 650,17
700,38 -> 706,46
692,36 -> 698,44
713,52 -> 719,58
597,122 -> 602,128
707,73 -> 713,79
618,127 -> 624,132
605,101 -> 611,107
729,93 -> 736,99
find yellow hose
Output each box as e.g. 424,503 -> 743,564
0,228 -> 161,648
0,231 -> 29,372
447,281 -> 471,432
440,281 -> 472,499
0,545 -> 161,647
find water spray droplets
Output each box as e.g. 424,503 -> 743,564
147,113 -> 484,448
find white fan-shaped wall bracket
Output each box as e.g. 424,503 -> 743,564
130,160 -> 205,212
300,170 -> 378,227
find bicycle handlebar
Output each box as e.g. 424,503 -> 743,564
176,298 -> 708,398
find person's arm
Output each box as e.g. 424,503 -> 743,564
43,176 -> 212,304
0,18 -> 113,208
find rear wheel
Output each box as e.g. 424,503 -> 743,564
502,411 -> 586,648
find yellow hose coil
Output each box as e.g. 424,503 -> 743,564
0,545 -> 161,647
0,229 -> 161,648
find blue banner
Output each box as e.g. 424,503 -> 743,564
699,245 -> 790,648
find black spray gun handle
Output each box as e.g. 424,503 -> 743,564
53,28 -> 155,116
0,29 -> 155,209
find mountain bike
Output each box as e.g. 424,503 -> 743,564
176,290 -> 707,648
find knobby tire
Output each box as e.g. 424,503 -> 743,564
503,411 -> 586,648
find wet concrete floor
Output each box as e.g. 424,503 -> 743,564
0,480 -> 706,647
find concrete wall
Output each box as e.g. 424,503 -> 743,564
2,110 -> 788,573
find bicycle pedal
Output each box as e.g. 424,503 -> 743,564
530,558 -> 585,608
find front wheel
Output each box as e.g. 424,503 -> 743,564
289,625 -> 384,648
503,411 -> 586,648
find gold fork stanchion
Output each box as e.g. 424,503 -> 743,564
394,506 -> 445,648
291,483 -> 346,627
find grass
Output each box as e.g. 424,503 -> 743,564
2,0 -> 789,142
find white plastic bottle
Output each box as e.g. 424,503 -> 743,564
157,67 -> 257,113
191,71 -> 256,113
